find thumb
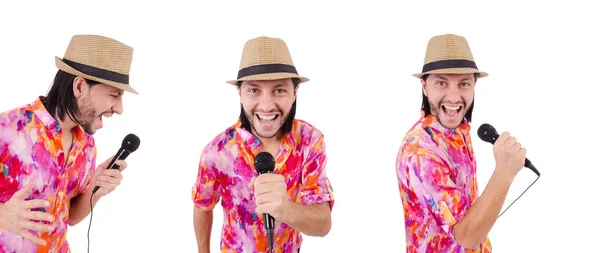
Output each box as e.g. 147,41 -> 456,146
14,181 -> 33,199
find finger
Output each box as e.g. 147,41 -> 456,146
519,147 -> 527,157
14,182 -> 33,199
504,136 -> 517,147
23,211 -> 55,223
95,175 -> 121,185
510,142 -> 522,152
113,160 -> 128,172
100,169 -> 123,179
497,132 -> 511,143
256,174 -> 280,184
21,219 -> 54,233
249,177 -> 255,190
94,181 -> 118,192
20,231 -> 47,246
22,199 -> 51,209
256,202 -> 276,215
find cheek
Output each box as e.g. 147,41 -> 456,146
240,96 -> 256,111
276,97 -> 295,111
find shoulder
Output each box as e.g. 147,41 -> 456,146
293,119 -> 324,141
202,123 -> 240,154
398,118 -> 439,163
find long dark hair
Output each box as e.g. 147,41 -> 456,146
43,70 -> 100,125
237,78 -> 300,134
420,73 -> 478,123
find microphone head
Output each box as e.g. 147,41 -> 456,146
477,123 -> 499,144
122,133 -> 140,152
254,152 -> 275,174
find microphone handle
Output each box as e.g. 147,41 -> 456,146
91,148 -> 129,193
264,213 -> 275,251
524,158 -> 540,176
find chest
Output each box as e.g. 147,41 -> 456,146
432,136 -> 476,189
217,146 -> 306,201
0,127 -> 92,202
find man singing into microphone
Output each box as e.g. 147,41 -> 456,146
0,35 -> 138,252
395,34 -> 527,252
192,36 -> 334,253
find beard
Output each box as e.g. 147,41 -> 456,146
243,106 -> 291,139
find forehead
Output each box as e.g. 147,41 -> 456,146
428,74 -> 475,82
93,83 -> 123,94
241,79 -> 294,89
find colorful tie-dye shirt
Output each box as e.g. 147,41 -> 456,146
395,115 -> 492,253
192,119 -> 334,253
0,97 -> 96,253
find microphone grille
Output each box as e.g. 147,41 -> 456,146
254,152 -> 275,174
122,133 -> 140,152
477,123 -> 497,143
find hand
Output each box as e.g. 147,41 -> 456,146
90,155 -> 127,198
253,174 -> 290,222
493,131 -> 526,178
0,182 -> 55,245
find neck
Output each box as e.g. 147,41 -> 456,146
55,113 -> 78,135
254,131 -> 284,151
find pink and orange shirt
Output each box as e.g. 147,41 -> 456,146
395,115 -> 492,253
192,119 -> 334,253
0,97 -> 96,253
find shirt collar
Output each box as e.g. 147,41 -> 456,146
30,96 -> 88,144
422,114 -> 471,138
233,119 -> 297,156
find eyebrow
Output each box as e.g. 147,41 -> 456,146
245,82 -> 290,89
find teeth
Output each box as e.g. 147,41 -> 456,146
444,105 -> 461,110
258,114 -> 276,120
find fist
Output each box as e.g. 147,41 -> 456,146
253,174 -> 289,222
90,155 -> 127,198
493,131 -> 526,178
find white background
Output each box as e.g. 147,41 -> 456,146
1,1 -> 598,252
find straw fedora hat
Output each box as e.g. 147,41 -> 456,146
226,36 -> 309,85
413,34 -> 488,78
55,35 -> 138,94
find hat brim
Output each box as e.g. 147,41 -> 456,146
412,68 -> 488,78
55,57 -> 139,95
226,72 -> 310,85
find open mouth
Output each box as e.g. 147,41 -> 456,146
256,113 -> 278,124
442,105 -> 463,118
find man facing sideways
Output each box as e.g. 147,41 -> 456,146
192,36 -> 334,253
396,34 -> 527,252
0,35 -> 138,253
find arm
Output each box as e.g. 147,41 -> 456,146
453,169 -> 513,248
194,207 -> 213,253
453,132 -> 525,248
68,187 -> 100,226
281,201 -> 331,237
255,133 -> 334,237
191,146 -> 221,252
69,155 -> 127,226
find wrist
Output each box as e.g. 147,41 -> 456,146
280,199 -> 297,225
493,166 -> 516,184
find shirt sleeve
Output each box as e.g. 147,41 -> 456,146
299,134 -> 334,210
77,141 -> 97,196
404,153 -> 470,233
191,146 -> 221,211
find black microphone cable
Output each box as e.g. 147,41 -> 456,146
497,173 -> 540,218
87,191 -> 96,253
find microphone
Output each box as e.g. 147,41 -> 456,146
254,152 -> 275,252
477,124 -> 540,176
92,134 -> 140,194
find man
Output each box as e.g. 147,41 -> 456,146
192,36 -> 334,253
0,35 -> 138,252
395,34 -> 527,252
